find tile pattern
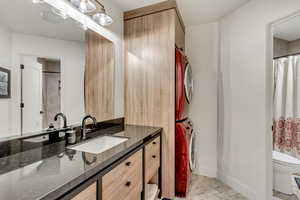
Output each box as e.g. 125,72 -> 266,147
273,190 -> 298,200
175,174 -> 247,200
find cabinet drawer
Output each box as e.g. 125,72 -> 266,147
71,182 -> 96,200
102,150 -> 143,200
145,137 -> 160,183
123,183 -> 142,200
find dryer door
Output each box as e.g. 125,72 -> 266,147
184,63 -> 193,104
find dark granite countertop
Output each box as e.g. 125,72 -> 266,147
0,125 -> 162,200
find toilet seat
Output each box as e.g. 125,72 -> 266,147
273,151 -> 300,166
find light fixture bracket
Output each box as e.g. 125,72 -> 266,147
68,0 -> 113,26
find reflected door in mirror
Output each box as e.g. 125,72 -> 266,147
22,56 -> 43,133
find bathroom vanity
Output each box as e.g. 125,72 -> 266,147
0,1 -> 163,200
62,128 -> 162,200
0,123 -> 162,200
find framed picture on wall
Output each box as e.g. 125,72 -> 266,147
0,67 -> 11,98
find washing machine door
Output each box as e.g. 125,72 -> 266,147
184,63 -> 193,104
189,130 -> 196,171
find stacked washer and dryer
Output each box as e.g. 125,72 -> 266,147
175,48 -> 196,198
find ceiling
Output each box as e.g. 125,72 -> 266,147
0,0 -> 85,42
111,0 -> 250,25
274,15 -> 300,41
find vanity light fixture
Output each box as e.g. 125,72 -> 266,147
70,0 -> 96,13
92,6 -> 113,26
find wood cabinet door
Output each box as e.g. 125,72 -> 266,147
71,182 -> 97,200
102,150 -> 143,200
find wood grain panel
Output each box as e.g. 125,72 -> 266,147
103,172 -> 142,200
102,151 -> 143,200
71,182 -> 96,200
102,150 -> 142,189
145,137 -> 160,183
124,0 -> 185,32
85,30 -> 114,121
124,9 -> 176,198
175,14 -> 185,50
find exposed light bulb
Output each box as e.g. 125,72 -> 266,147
70,0 -> 96,13
93,12 -> 113,26
79,1 -> 87,13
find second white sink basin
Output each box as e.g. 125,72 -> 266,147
69,136 -> 128,154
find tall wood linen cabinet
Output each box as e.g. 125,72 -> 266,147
124,0 -> 185,198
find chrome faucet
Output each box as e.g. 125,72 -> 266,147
81,115 -> 97,140
54,112 -> 67,128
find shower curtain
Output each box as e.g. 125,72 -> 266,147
273,55 -> 300,158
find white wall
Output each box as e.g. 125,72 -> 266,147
0,24 -> 12,137
10,33 -> 85,135
186,23 -> 219,177
218,0 -> 300,199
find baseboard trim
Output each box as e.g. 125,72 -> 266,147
194,167 -> 217,178
217,170 -> 256,199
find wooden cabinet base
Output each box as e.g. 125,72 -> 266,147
60,134 -> 162,200
71,182 -> 97,200
102,150 -> 143,200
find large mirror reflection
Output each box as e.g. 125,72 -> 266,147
0,0 -> 119,138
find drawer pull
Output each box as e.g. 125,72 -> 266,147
152,141 -> 157,145
125,181 -> 131,187
125,162 -> 131,166
152,155 -> 156,159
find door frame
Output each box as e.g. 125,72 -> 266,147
266,10 -> 300,200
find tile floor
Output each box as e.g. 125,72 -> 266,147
175,174 -> 247,200
173,174 -> 300,200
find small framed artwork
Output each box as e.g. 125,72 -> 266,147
0,67 -> 11,98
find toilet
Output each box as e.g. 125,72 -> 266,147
273,151 -> 300,195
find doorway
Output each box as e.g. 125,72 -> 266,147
21,56 -> 61,133
269,12 -> 300,200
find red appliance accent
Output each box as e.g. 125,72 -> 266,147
185,121 -> 193,192
175,48 -> 191,197
175,49 -> 185,121
175,122 -> 189,197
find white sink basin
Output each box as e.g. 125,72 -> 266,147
68,136 -> 128,154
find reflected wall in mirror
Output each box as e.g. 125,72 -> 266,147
0,0 -> 119,138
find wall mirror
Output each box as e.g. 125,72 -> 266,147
0,0 -> 121,139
